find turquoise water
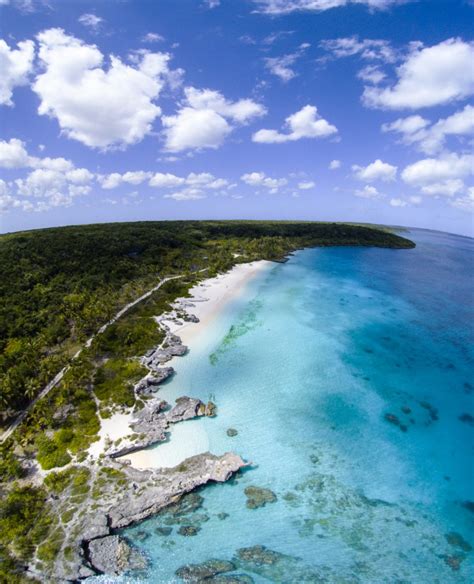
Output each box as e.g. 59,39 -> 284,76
105,229 -> 473,583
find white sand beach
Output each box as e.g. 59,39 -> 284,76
170,259 -> 273,346
88,412 -> 132,458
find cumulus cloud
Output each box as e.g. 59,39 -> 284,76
254,0 -> 408,15
298,180 -> 315,189
0,38 -> 35,106
354,185 -> 382,199
33,28 -> 177,149
162,87 -> 266,152
401,152 -> 474,200
382,105 -> 474,154
149,171 -> 231,201
0,138 -> 31,168
363,38 -> 474,109
352,159 -> 397,182
164,188 -> 207,201
389,197 -> 407,207
78,13 -> 103,30
98,171 -> 152,189
0,138 -> 95,212
329,159 -> 341,170
401,152 -> 473,190
15,165 -> 93,209
241,171 -> 288,193
253,105 -> 337,144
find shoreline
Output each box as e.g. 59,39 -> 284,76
168,259 -> 274,347
119,259 -> 273,470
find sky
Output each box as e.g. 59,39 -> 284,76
0,0 -> 473,236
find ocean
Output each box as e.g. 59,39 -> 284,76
100,228 -> 474,583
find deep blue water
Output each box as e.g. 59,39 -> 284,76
95,229 -> 474,583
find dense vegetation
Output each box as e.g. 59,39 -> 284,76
0,220 -> 414,581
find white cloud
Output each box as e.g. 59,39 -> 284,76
329,159 -> 341,170
0,138 -> 31,167
354,185 -> 382,199
264,44 -> 309,82
99,171 -> 152,189
204,0 -> 221,7
450,187 -> 474,212
0,39 -> 35,106
298,180 -> 315,189
78,13 -> 103,30
409,195 -> 422,204
254,0 -> 408,15
321,36 -> 396,62
264,53 -> 299,82
352,159 -> 397,182
389,197 -> 407,207
33,28 -> 176,149
420,179 -> 465,198
401,153 -> 474,195
162,87 -> 266,152
363,38 -> 474,109
15,167 -> 92,208
383,105 -> 474,154
164,188 -> 207,201
142,32 -> 165,43
253,105 -> 337,143
149,172 -> 185,188
357,65 -> 386,84
241,171 -> 287,193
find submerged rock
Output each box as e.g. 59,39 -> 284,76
160,492 -> 204,517
227,428 -> 238,437
384,412 -> 407,432
443,554 -> 465,571
217,512 -> 229,520
209,576 -> 254,584
445,531 -> 472,552
178,525 -> 201,536
87,535 -> 146,575
419,401 -> 439,422
155,526 -> 172,536
176,559 -> 235,581
244,486 -> 277,509
458,412 -> 474,426
236,545 -> 282,566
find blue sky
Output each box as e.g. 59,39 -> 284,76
0,0 -> 473,235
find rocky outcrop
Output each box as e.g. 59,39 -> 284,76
87,535 -> 145,575
135,367 -> 174,394
166,397 -> 206,423
108,396 -> 209,458
107,452 -> 246,529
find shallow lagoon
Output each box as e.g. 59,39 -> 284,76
101,229 -> 474,583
